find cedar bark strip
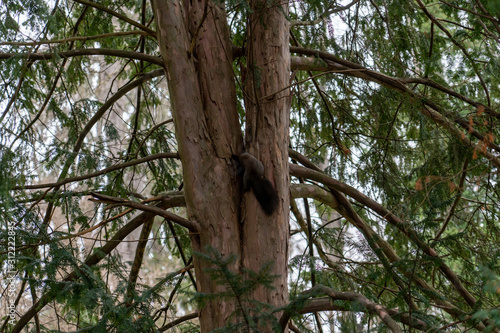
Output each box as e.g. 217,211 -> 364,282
243,0 -> 291,322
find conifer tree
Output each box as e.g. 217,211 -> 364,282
1,0 -> 499,331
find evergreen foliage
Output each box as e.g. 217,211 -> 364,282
1,0 -> 499,331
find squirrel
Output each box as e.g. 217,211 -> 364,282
238,153 -> 279,215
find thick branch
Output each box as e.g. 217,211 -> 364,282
420,106 -> 500,167
289,150 -> 478,319
299,298 -> 434,332
290,182 -> 458,314
280,284 -> 402,333
401,77 -> 500,120
291,53 -> 500,121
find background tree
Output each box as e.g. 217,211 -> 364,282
1,0 -> 500,332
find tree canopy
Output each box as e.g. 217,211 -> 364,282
1,0 -> 500,332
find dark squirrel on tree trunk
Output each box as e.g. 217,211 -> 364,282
239,152 -> 279,215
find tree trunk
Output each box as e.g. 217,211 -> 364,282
152,0 -> 290,330
242,0 -> 291,318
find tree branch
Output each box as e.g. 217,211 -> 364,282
0,31 -> 150,46
290,48 -> 500,160
158,312 -> 198,331
414,0 -> 490,106
289,195 -> 343,271
72,0 -> 156,36
89,192 -> 199,232
280,284 -> 403,333
298,297 -> 434,332
14,152 -> 178,190
125,217 -> 155,304
0,48 -> 163,66
288,150 -> 475,315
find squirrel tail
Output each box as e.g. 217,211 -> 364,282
251,178 -> 279,215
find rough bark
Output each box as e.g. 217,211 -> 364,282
243,0 -> 291,324
152,0 -> 269,330
153,0 -> 290,330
